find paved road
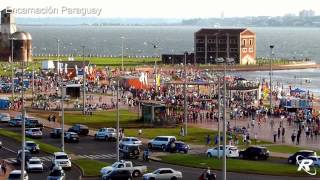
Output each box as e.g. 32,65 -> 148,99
0,123 -> 318,180
0,134 -> 81,180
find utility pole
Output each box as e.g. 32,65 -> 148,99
32,62 -> 34,105
183,52 -> 188,136
222,62 -> 227,180
217,76 -> 221,159
61,85 -> 65,152
21,60 -> 26,180
116,80 -> 120,161
269,45 -> 274,116
82,46 -> 86,114
10,37 -> 15,101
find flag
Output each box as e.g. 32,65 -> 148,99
156,74 -> 161,87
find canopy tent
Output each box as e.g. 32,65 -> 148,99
290,88 -> 306,94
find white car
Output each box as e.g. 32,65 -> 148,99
206,145 -> 239,158
143,168 -> 182,180
26,158 -> 44,172
8,170 -> 29,180
25,128 -> 43,138
100,160 -> 147,177
0,113 -> 10,122
120,137 -> 142,146
148,136 -> 176,150
52,152 -> 71,169
94,128 -> 117,141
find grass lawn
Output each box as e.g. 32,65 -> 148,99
73,158 -> 108,176
33,56 -> 160,67
264,144 -> 320,155
31,109 -> 141,129
0,129 -> 60,154
160,154 -> 313,176
125,126 -> 272,146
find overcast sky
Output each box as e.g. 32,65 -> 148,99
1,0 -> 319,18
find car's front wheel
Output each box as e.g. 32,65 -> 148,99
148,143 -> 152,149
207,152 -> 212,158
171,176 -> 177,180
239,154 -> 244,159
132,170 -> 140,177
161,145 -> 166,151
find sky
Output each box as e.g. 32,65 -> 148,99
1,0 -> 319,18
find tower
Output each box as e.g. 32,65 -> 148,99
1,7 -> 17,35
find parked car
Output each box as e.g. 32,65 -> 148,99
119,144 -> 140,159
306,156 -> 320,167
288,150 -> 317,164
239,146 -> 269,160
100,160 -> 147,177
68,124 -> 89,135
9,118 -> 22,127
25,119 -> 43,129
102,169 -> 133,180
8,170 -> 29,180
25,141 -> 40,153
143,168 -> 183,180
0,113 -> 10,122
120,137 -> 142,146
47,166 -> 66,180
26,157 -> 44,172
25,128 -> 43,138
166,141 -> 190,153
148,136 -> 176,151
17,150 -> 32,164
64,132 -> 80,143
50,128 -> 63,138
52,152 -> 71,170
206,145 -> 239,158
94,128 -> 116,141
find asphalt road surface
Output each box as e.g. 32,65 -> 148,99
0,123 -> 319,180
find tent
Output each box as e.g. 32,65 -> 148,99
41,60 -> 55,70
290,88 -> 306,94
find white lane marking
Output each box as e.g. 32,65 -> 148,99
2,146 -> 17,154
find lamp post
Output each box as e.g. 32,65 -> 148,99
121,36 -> 125,71
144,41 -> 160,97
9,37 -> 16,100
269,45 -> 274,115
183,52 -> 188,136
222,61 -> 227,180
21,59 -> 26,180
81,46 -> 86,114
116,79 -> 120,161
217,75 -> 221,159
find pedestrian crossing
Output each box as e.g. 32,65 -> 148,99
3,154 -> 116,164
77,154 -> 116,159
4,156 -> 52,164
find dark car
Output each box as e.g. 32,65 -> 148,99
64,132 -> 80,143
288,150 -> 316,164
166,141 -> 189,153
25,119 -> 44,129
239,146 -> 269,160
50,128 -> 63,138
9,118 -> 22,127
25,141 -> 40,153
119,144 -> 140,159
47,166 -> 66,180
102,169 -> 133,180
68,124 -> 89,135
17,150 -> 32,164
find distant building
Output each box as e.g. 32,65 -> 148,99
0,7 -> 32,62
299,9 -> 316,17
194,28 -> 256,65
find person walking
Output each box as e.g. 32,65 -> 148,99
277,127 -> 281,139
273,130 -> 277,143
297,128 -> 301,145
291,130 -> 296,144
281,127 -> 285,143
206,135 -> 211,146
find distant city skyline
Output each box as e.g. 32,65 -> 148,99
1,0 -> 319,18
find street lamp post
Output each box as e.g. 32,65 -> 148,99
222,62 -> 227,180
61,85 -> 65,152
269,45 -> 274,115
81,46 -> 86,114
116,80 -> 120,161
183,52 -> 188,136
9,37 -> 16,101
217,76 -> 221,159
21,60 -> 26,180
